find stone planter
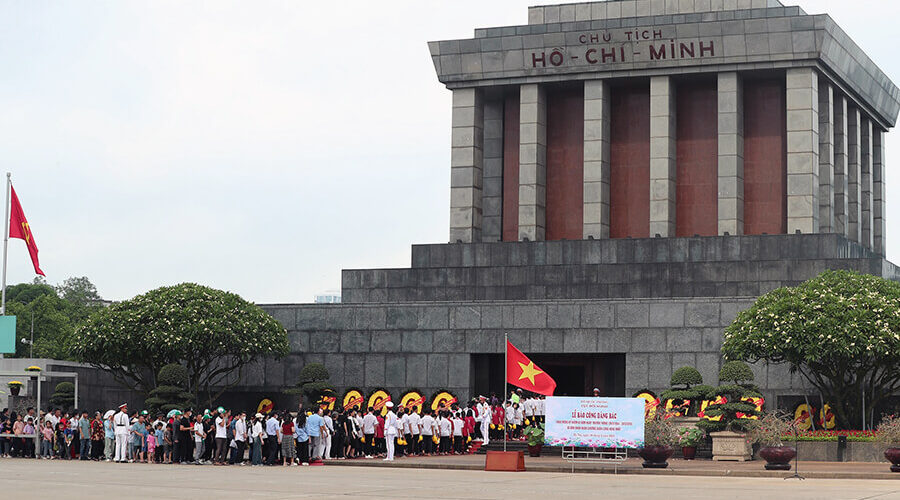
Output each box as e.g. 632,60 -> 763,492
710,431 -> 752,461
758,446 -> 796,470
885,447 -> 900,472
638,445 -> 674,468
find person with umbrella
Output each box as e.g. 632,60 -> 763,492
103,410 -> 115,462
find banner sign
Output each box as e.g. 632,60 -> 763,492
0,316 -> 15,354
544,397 -> 645,448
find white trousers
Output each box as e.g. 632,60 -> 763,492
385,434 -> 395,460
114,433 -> 128,462
481,419 -> 490,445
323,434 -> 332,459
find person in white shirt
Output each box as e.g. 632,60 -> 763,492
193,414 -> 206,464
437,412 -> 452,454
322,410 -> 334,460
407,408 -> 421,456
362,408 -> 377,458
113,403 -> 130,463
419,410 -> 435,455
537,396 -> 546,423
232,412 -> 247,465
397,408 -> 409,457
249,414 -> 265,466
214,410 -> 228,464
451,413 -> 464,454
477,397 -> 491,446
383,402 -> 397,461
523,397 -> 534,423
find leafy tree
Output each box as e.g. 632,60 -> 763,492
145,364 -> 194,413
71,283 -> 289,405
49,381 -> 75,410
697,361 -> 761,433
56,276 -> 102,308
287,363 -> 335,405
723,270 -> 900,429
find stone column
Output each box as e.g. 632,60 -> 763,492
449,88 -> 484,243
583,79 -> 610,239
785,68 -> 819,234
482,99 -> 504,242
650,76 -> 676,237
847,106 -> 861,243
518,84 -> 547,241
860,117 -> 874,249
818,81 -> 835,233
873,127 -> 886,255
833,95 -> 849,237
717,72 -> 743,235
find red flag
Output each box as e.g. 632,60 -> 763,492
506,340 -> 556,396
9,185 -> 45,276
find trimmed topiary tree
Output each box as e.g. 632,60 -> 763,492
287,363 -> 335,406
661,366 -> 705,416
48,381 -> 75,410
145,363 -> 194,413
697,361 -> 761,433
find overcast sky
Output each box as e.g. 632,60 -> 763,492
1,0 -> 898,304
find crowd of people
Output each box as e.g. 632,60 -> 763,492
0,390 -> 546,465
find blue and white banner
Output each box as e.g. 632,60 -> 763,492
544,397 -> 645,448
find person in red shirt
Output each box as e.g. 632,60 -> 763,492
375,414 -> 385,457
281,412 -> 296,466
491,404 -> 504,440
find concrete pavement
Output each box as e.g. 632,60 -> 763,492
1,458 -> 899,499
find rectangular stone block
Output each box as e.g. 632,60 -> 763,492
649,302 -> 685,327
365,354 -> 385,387
616,303 -> 649,327
427,354 -> 449,387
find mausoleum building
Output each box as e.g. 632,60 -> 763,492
259,0 -> 900,409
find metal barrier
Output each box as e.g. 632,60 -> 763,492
561,446 -> 628,473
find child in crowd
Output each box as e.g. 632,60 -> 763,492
56,422 -> 69,459
163,422 -> 173,464
451,412 -> 464,454
146,423 -> 156,463
154,423 -> 165,463
41,421 -> 55,459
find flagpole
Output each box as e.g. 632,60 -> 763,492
0,173 -> 9,360
504,330 -> 508,453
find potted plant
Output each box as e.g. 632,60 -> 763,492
876,414 -> 900,472
747,411 -> 797,470
697,361 -> 761,461
678,427 -> 704,460
25,366 -> 41,372
523,422 -> 545,457
639,410 -> 678,468
7,380 -> 23,396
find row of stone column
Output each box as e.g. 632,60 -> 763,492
448,68 -> 886,254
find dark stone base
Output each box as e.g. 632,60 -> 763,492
642,461 -> 670,468
765,463 -> 792,471
891,464 -> 900,473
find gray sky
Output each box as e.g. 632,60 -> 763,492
1,0 -> 898,304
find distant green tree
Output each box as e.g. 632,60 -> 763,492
145,364 -> 194,413
56,276 -> 102,308
287,363 -> 335,405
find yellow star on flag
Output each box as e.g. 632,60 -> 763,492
517,361 -> 544,385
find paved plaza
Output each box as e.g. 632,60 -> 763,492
1,459 -> 898,499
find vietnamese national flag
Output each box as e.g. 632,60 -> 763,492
9,185 -> 45,276
506,340 -> 556,396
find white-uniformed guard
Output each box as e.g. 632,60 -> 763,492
478,396 -> 491,446
383,402 -> 397,461
113,403 -> 130,463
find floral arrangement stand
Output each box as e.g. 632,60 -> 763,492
484,451 -> 525,472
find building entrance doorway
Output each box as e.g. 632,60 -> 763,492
470,353 -> 625,400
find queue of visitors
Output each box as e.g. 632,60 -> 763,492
0,390 -> 546,465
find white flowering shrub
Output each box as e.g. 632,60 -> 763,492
72,283 -> 289,404
723,270 -> 900,429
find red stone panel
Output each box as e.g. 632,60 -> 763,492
744,79 -> 787,235
676,81 -> 718,237
502,93 -> 520,241
610,85 -> 650,238
546,87 -> 585,241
